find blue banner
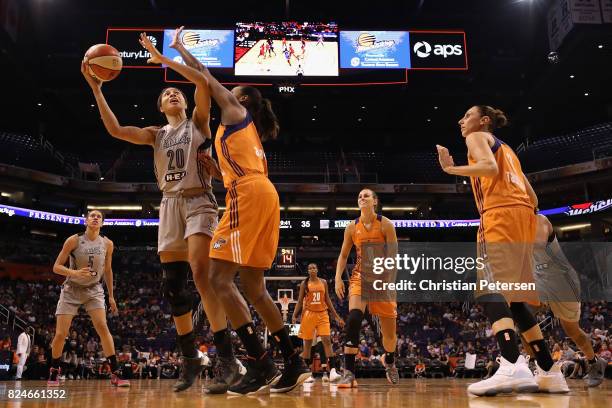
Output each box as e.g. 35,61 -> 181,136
340,31 -> 411,69
1,199 -> 609,228
162,29 -> 234,68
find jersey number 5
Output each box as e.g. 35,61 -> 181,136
88,255 -> 97,277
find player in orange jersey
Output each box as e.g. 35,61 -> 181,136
335,189 -> 399,388
292,263 -> 344,383
165,26 -> 309,396
437,105 -> 568,396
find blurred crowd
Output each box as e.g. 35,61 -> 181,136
0,244 -> 610,380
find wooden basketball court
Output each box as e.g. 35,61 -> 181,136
1,378 -> 609,407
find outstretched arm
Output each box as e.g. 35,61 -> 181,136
139,33 -> 211,132
81,62 -> 156,146
168,26 -> 246,125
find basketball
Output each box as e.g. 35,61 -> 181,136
84,44 -> 122,82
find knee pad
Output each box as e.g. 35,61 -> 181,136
344,309 -> 364,348
480,293 -> 513,323
510,302 -> 538,332
162,262 -> 193,317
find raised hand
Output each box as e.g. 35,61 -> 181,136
81,60 -> 102,91
169,26 -> 185,49
436,144 -> 455,173
139,32 -> 164,64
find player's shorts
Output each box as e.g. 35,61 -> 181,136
349,274 -> 397,318
210,174 -> 280,268
158,189 -> 218,253
56,283 -> 105,315
548,302 -> 581,322
298,310 -> 330,340
476,205 -> 537,304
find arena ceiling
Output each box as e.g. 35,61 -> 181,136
0,0 -> 611,157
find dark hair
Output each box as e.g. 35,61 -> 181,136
474,105 -> 509,131
157,87 -> 188,113
235,86 -> 279,142
87,209 -> 105,222
303,263 -> 318,294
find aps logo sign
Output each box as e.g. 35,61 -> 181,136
413,41 -> 463,58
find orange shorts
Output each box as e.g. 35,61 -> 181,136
476,205 -> 538,304
209,174 -> 280,268
298,309 -> 330,340
349,274 -> 397,318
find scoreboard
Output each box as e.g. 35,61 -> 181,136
280,219 -> 314,230
276,247 -> 296,270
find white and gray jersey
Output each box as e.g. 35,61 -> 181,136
153,119 -> 213,194
533,235 -> 581,302
66,233 -> 107,287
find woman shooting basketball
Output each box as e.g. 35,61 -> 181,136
81,35 -> 232,392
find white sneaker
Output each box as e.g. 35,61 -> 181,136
534,361 -> 569,393
329,368 -> 341,384
322,372 -> 329,383
303,375 -> 315,384
467,355 -> 538,396
235,358 -> 247,376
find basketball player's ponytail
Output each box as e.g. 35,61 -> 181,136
476,105 -> 509,131
237,86 -> 280,142
258,98 -> 280,142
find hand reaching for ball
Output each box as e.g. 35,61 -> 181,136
139,32 -> 164,65
169,26 -> 185,50
81,60 -> 102,91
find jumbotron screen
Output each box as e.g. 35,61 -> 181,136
234,21 -> 339,76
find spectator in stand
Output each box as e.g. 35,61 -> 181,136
358,339 -> 370,359
568,351 -> 587,379
99,360 -> 112,378
439,352 -> 450,377
551,343 -> 562,361
415,359 -> 426,378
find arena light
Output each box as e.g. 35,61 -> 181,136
287,206 -> 326,211
1,192 -> 12,198
559,223 -> 591,232
215,206 -> 286,211
336,207 -> 360,211
87,205 -> 142,211
383,206 -> 418,211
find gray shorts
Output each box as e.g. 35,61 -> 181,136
55,283 -> 105,315
548,301 -> 581,322
158,191 -> 218,253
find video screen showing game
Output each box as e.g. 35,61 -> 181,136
234,21 -> 339,76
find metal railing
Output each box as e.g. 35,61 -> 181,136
0,304 -> 36,345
